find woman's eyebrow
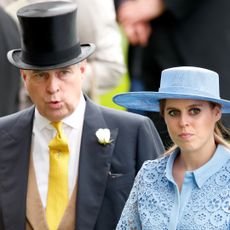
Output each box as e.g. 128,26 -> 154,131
165,103 -> 203,111
187,103 -> 203,108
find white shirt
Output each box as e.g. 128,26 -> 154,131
32,94 -> 86,207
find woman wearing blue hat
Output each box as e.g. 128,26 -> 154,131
114,66 -> 230,229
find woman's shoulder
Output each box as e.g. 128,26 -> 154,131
141,154 -> 170,172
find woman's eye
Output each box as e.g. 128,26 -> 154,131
168,110 -> 179,117
189,108 -> 201,115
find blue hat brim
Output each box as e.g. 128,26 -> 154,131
113,92 -> 230,113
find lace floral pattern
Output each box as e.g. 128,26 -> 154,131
116,147 -> 230,230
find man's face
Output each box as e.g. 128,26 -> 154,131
21,61 -> 86,121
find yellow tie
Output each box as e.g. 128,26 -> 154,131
46,121 -> 69,230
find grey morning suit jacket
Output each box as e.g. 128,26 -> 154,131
0,96 -> 164,230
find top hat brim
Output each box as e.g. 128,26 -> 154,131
7,43 -> 95,70
113,92 -> 230,113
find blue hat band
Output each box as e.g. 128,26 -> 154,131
159,86 -> 220,99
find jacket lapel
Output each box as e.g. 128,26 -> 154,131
76,99 -> 118,230
0,107 -> 34,229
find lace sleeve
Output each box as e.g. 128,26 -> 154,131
116,165 -> 144,230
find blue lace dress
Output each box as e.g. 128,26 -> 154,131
116,144 -> 230,230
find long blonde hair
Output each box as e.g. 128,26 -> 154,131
159,100 -> 230,155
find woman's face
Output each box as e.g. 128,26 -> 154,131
163,99 -> 221,153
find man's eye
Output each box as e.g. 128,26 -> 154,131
33,72 -> 47,78
59,70 -> 71,77
168,110 -> 179,117
39,73 -> 46,77
189,108 -> 201,115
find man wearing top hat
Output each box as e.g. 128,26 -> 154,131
0,1 -> 163,230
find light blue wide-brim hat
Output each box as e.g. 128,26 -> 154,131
113,66 -> 230,113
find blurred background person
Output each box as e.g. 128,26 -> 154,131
3,0 -> 126,108
0,6 -> 20,116
0,0 -> 14,7
115,0 -> 230,147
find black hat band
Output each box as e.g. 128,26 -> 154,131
21,42 -> 81,66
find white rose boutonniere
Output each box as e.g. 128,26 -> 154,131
96,128 -> 112,145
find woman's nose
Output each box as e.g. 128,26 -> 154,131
179,114 -> 190,127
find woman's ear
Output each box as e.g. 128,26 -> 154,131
214,105 -> 222,122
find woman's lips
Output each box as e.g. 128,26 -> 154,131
179,133 -> 193,140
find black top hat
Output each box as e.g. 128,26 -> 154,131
7,1 -> 95,70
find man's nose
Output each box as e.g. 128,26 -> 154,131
46,75 -> 60,93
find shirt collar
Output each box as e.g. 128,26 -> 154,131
33,93 -> 86,132
194,144 -> 230,188
165,144 -> 230,188
165,149 -> 179,183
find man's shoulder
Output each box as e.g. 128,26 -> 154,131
0,107 -> 34,127
99,105 -> 151,123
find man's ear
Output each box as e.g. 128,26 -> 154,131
79,60 -> 87,74
20,69 -> 26,81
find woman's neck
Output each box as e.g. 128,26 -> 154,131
178,140 -> 217,171
172,138 -> 217,192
